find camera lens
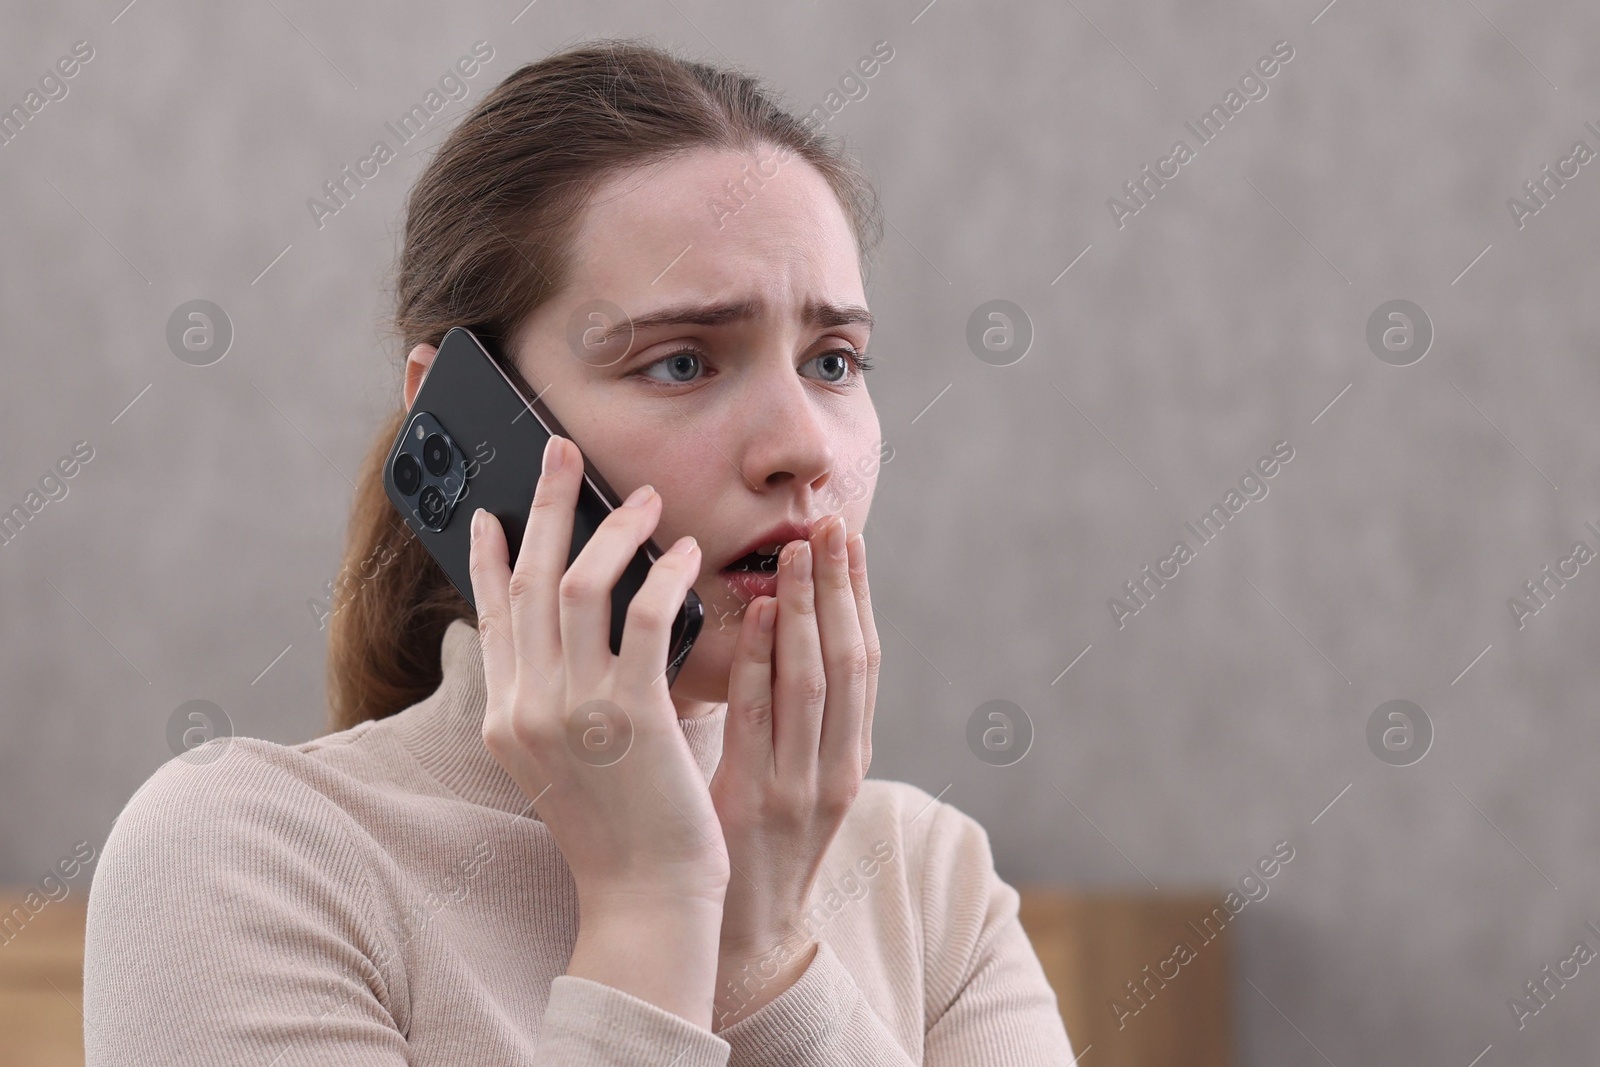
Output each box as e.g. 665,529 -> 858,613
418,484 -> 448,530
392,452 -> 421,495
423,433 -> 452,476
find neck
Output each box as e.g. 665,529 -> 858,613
672,692 -> 728,720
665,656 -> 730,720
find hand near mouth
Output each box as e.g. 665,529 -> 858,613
705,513 -> 880,1029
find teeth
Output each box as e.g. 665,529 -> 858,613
757,543 -> 781,555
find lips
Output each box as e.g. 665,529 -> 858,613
718,519 -> 814,572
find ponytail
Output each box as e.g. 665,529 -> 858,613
326,407 -> 473,730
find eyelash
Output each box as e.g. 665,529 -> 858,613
635,346 -> 875,387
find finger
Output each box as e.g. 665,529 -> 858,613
468,506 -> 518,703
844,532 -> 879,777
615,533 -> 703,694
507,435 -> 581,682
812,515 -> 867,785
772,539 -> 824,782
558,482 -> 663,687
720,596 -> 778,787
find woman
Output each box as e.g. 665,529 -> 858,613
83,38 -> 1077,1065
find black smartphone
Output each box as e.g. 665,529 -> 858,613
382,325 -> 704,686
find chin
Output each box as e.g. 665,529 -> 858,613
668,623 -> 734,705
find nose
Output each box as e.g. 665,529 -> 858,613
736,362 -> 837,497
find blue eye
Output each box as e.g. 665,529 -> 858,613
810,349 -> 867,383
641,349 -> 705,384
637,346 -> 875,386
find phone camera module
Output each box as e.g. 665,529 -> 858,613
392,452 -> 422,496
395,412 -> 468,533
417,484 -> 448,530
423,433 -> 452,476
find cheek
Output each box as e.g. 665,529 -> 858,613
835,427 -> 883,525
582,419 -> 710,520
654,457 -> 723,539
839,472 -> 876,530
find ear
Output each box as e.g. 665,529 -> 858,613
403,343 -> 438,410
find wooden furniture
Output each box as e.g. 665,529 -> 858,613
1018,889 -> 1235,1066
0,889 -> 1233,1066
0,896 -> 88,1067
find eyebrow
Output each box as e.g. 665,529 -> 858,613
597,297 -> 874,345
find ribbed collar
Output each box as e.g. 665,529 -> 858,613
391,618 -> 728,818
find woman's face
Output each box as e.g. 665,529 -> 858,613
507,144 -> 881,707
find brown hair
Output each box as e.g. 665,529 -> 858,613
326,37 -> 884,731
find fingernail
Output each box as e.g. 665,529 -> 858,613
758,598 -> 776,634
471,508 -> 485,541
794,541 -> 813,583
670,535 -> 697,555
543,435 -> 564,475
624,484 -> 655,508
826,515 -> 847,559
847,532 -> 865,571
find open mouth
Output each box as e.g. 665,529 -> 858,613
721,548 -> 781,573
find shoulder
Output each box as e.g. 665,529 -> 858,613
834,785 -> 1076,1059
824,779 -> 1020,1015
101,736 -> 375,859
83,740 -> 412,1060
834,777 -> 1012,937
86,735 -> 395,959
845,777 -> 1001,880
87,737 -> 391,949
100,713 -> 415,866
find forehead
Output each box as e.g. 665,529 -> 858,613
565,145 -> 865,311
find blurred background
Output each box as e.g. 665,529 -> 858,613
3,0 -> 1598,1063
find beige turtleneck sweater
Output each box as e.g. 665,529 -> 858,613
82,618 -> 1076,1065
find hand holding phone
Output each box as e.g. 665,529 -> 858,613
382,326 -> 703,684
469,434 -> 733,1019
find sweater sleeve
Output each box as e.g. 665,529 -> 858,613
82,744 -> 732,1067
716,937 -> 917,1065
715,794 -> 1076,1066
533,975 -> 731,1065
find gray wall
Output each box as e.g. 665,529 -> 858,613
4,0 -> 1597,1062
